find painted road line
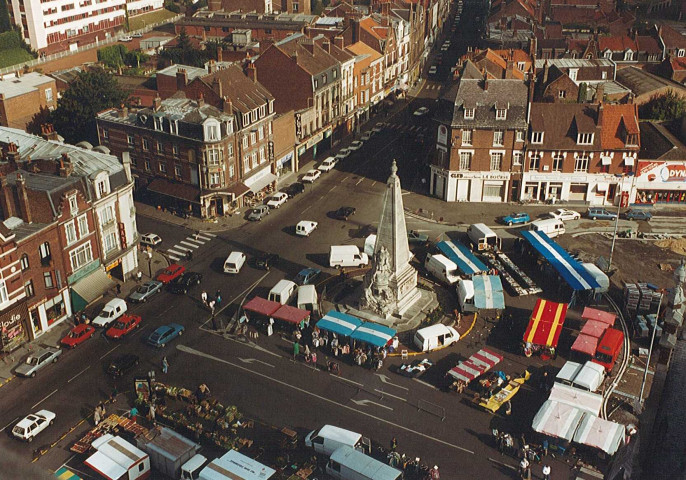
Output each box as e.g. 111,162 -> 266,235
0,416 -> 20,432
302,205 -> 312,214
32,389 -> 58,409
180,240 -> 200,249
167,248 -> 185,257
186,236 -> 206,244
239,357 -> 275,368
333,375 -> 364,387
99,344 -> 120,360
488,457 -> 516,471
68,366 -> 90,383
412,378 -> 438,390
376,373 -> 409,391
178,345 -> 474,455
199,272 -> 270,329
173,244 -> 192,253
167,255 -> 180,261
351,399 -> 393,411
356,177 -> 365,186
374,388 -> 407,402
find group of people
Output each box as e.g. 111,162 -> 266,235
201,290 -> 222,316
93,403 -> 107,426
493,430 -> 551,480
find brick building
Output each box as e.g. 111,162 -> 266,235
0,73 -> 57,130
346,41 -> 384,127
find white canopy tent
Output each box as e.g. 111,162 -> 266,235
573,415 -> 626,456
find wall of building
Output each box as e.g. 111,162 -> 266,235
0,81 -> 57,130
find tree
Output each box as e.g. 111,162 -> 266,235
640,90 -> 686,122
50,69 -> 129,145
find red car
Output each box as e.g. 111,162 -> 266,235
156,264 -> 186,284
60,324 -> 95,348
105,314 -> 142,339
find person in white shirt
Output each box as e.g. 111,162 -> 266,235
542,464 -> 551,480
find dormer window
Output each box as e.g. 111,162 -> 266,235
251,110 -> 257,122
243,113 -> 250,127
204,119 -> 220,141
531,131 -> 544,144
259,105 -> 266,118
154,117 -> 162,130
577,133 -> 594,145
679,49 -> 685,58
517,62 -> 525,71
496,108 -> 507,120
604,50 -> 612,59
602,71 -> 607,79
569,68 -> 578,81
269,100 -> 274,113
624,50 -> 634,61
69,194 -> 78,216
626,133 -> 638,146
464,108 -> 475,120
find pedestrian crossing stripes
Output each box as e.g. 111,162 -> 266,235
167,232 -> 216,261
388,124 -> 431,135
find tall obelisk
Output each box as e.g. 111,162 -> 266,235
361,160 -> 421,318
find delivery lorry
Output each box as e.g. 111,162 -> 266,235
329,246 -> 369,268
424,253 -> 460,285
326,446 -> 403,480
181,450 -> 275,480
136,426 -> 200,479
305,425 -> 371,457
467,223 -> 501,251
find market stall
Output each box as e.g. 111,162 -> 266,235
472,274 -> 505,311
272,304 -> 310,327
571,334 -> 599,361
350,322 -> 396,348
242,297 -> 281,319
573,414 -> 626,456
581,319 -> 610,339
555,360 -> 606,393
436,240 -> 488,276
522,299 -> 568,359
474,371 -> 530,414
446,348 -> 503,392
548,383 -> 603,416
532,400 -> 584,442
316,311 -> 362,337
581,307 -> 616,327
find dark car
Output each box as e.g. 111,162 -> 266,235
168,272 -> 203,294
335,206 -> 356,220
285,182 -> 305,198
106,354 -> 140,376
254,253 -> 280,270
623,209 -> 652,221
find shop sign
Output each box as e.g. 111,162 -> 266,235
118,222 -> 127,250
295,113 -> 302,138
106,258 -> 121,272
0,301 -> 29,352
268,141 -> 274,161
306,131 -> 324,149
297,145 -> 306,156
452,172 -> 510,180
437,124 -> 448,146
277,152 -> 293,166
638,161 -> 686,183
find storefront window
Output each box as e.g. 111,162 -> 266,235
44,295 -> 65,326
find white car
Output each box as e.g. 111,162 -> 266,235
413,107 -> 430,116
335,148 -> 350,160
549,208 -> 581,221
302,169 -> 322,183
120,36 -> 133,42
140,233 -> 162,248
131,32 -> 143,38
266,192 -> 289,208
348,141 -> 364,151
429,65 -> 438,75
372,123 -> 386,133
12,410 -> 55,442
295,220 -> 318,237
441,44 -> 449,51
361,131 -> 374,141
318,157 -> 338,172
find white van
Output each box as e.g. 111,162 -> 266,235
424,253 -> 460,285
326,446 -> 402,480
467,223 -> 501,251
92,298 -> 128,328
414,324 -> 460,352
305,425 -> 371,457
223,251 -> 246,274
329,246 -> 369,268
268,279 -> 297,305
530,218 -> 565,238
296,220 -> 318,237
297,285 -> 318,313
456,279 -> 477,313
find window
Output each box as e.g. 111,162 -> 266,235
104,232 -> 118,253
243,137 -> 249,148
490,152 -> 503,171
68,194 -> 78,215
574,154 -> 589,172
70,242 -> 93,271
207,124 -> 219,141
601,71 -> 608,79
459,152 -> 472,170
145,160 -> 151,172
24,280 -> 34,298
243,114 -> 249,126
207,149 -> 220,166
251,152 -> 258,168
461,129 -> 472,145
229,164 -> 234,177
210,172 -> 221,186
142,138 -> 150,151
44,272 -> 54,288
624,50 -> 634,61
45,87 -> 53,102
78,214 -> 88,236
553,154 -> 564,172
626,133 -> 638,146
243,155 -> 250,173
679,49 -> 686,58
65,221 -> 77,245
577,133 -> 594,145
39,242 -> 51,265
259,105 -> 266,118
258,126 -> 264,140
100,206 -> 114,225
97,180 -> 108,197
493,129 -> 504,146
127,135 -> 135,147
604,50 -> 612,59
159,162 -> 167,173
516,130 -> 525,142
531,131 -> 544,144
172,144 -> 180,157
464,108 -> 475,119
101,128 -> 109,140
156,141 -> 163,153
558,90 -> 566,99
292,1 -> 298,11
20,254 -> 29,271
529,154 -> 541,171
175,163 -> 182,177
250,132 -> 256,145
513,151 -> 523,166
569,69 -> 578,81
496,109 -> 507,120
259,147 -> 266,163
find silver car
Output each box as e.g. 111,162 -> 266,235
128,280 -> 163,303
248,205 -> 270,221
16,347 -> 62,378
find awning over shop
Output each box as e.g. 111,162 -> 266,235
582,307 -> 616,327
71,268 -> 115,312
596,182 -> 608,191
573,415 -> 626,456
523,299 -> 568,347
436,240 -> 487,276
447,348 -> 503,383
521,231 -> 600,291
624,157 -> 634,166
242,297 -> 281,317
220,182 -> 250,198
472,275 -> 505,310
245,171 -> 277,193
548,383 -> 603,416
581,319 -> 610,338
147,178 -> 200,203
317,311 -> 362,337
571,333 -> 598,357
532,400 -> 584,441
351,322 -> 396,348
273,305 -> 310,324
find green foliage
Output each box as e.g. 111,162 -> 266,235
165,1 -> 181,12
0,30 -> 25,49
640,90 -> 686,121
25,106 -> 52,136
158,27 -> 213,68
98,44 -> 149,69
49,68 -> 129,144
578,82 -> 587,103
0,2 -> 11,33
311,0 -> 324,15
0,47 -> 34,69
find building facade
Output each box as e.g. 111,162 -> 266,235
0,73 -> 57,130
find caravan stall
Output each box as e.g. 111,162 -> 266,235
85,434 -> 150,480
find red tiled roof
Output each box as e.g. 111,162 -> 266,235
598,35 -> 638,52
659,23 -> 686,49
670,56 -> 686,71
601,103 -> 639,150
637,35 -> 662,54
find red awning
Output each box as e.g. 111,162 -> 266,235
243,297 -> 281,317
571,333 -> 598,357
581,307 -> 616,327
273,305 -> 310,324
523,299 -> 568,347
581,319 -> 610,339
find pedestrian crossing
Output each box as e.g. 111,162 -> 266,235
388,123 -> 432,135
166,232 -> 216,262
425,84 -> 441,90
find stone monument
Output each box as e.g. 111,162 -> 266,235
361,160 -> 422,318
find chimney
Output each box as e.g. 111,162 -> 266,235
382,2 -> 390,24
595,83 -> 605,104
323,40 -> 331,53
529,36 -> 537,59
334,36 -> 345,50
213,77 -> 223,97
208,59 -> 216,74
543,59 -> 549,84
197,92 -> 205,107
597,102 -> 604,127
353,19 -> 361,43
506,60 -> 514,79
223,96 -> 233,114
483,69 -> 488,91
217,46 -> 223,62
0,176 -> 14,218
176,68 -> 188,90
121,104 -> 128,118
121,152 -> 132,184
16,173 -> 32,224
153,95 -> 162,111
59,153 -> 73,177
4,142 -> 20,169
40,124 -> 59,141
246,62 -> 258,82
301,40 -> 315,55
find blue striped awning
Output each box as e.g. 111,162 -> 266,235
351,322 -> 397,348
472,275 -> 505,310
521,230 -> 600,291
316,311 -> 363,337
436,241 -> 487,275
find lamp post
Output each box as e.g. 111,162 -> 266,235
145,250 -> 153,278
639,292 -> 663,406
606,174 -> 625,273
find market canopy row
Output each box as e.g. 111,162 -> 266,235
436,240 -> 488,276
242,297 -> 310,324
315,311 -> 397,348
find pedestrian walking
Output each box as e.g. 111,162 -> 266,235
215,290 -> 222,305
94,408 -> 101,426
136,271 -> 142,283
201,291 -> 208,305
149,403 -> 156,424
110,385 -> 118,403
519,458 -> 530,480
130,406 -> 139,422
293,341 -> 300,360
542,464 -> 551,480
162,356 -> 169,374
311,351 -> 317,368
391,437 -> 398,452
209,300 -> 216,316
115,283 -> 122,295
430,465 -> 440,480
542,439 -> 549,457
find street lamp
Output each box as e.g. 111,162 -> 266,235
606,174 -> 626,273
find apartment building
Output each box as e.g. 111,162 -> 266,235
0,73 -> 57,130
346,41 -> 384,127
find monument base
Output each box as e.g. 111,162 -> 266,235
343,288 -> 439,332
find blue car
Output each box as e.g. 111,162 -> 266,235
587,208 -> 617,221
502,212 -> 530,226
623,209 -> 652,221
147,323 -> 185,348
295,267 -> 321,285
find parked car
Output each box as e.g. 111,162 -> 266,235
334,206 -> 356,220
254,252 -> 280,270
106,354 -> 139,376
302,169 -> 322,183
60,324 -> 95,349
548,208 -> 581,221
168,272 -> 203,294
348,141 -> 364,151
247,205 -> 270,221
295,267 -> 321,286
128,280 -> 163,303
587,208 -> 617,220
105,314 -> 142,339
408,230 -> 430,245
361,131 -> 374,141
12,410 -> 55,442
372,123 -> 386,133
140,233 -> 162,248
156,264 -> 186,284
429,65 -> 438,75
120,36 -> 132,42
502,212 -> 530,226
335,149 -> 350,161
284,182 -> 305,198
623,209 -> 652,221
296,220 -> 318,237
147,323 -> 185,348
131,32 -> 143,38
318,157 -> 338,172
266,192 -> 289,208
16,347 -> 62,378
413,107 -> 430,116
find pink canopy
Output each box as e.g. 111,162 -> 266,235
243,297 -> 281,317
273,305 -> 310,324
571,334 -> 598,357
581,319 -> 610,339
581,307 -> 616,327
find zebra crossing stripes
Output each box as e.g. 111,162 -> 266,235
166,232 -> 216,261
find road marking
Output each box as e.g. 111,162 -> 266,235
355,178 -> 364,186
167,248 -> 184,257
302,205 -> 312,214
196,234 -> 214,241
200,272 -> 271,329
239,357 -> 275,368
178,345 -> 474,455
371,181 -> 377,187
412,378 -> 438,390
180,240 -> 200,249
374,388 -> 407,402
99,344 -> 120,360
68,366 -> 90,383
186,236 -> 205,245
330,185 -> 338,191
488,457 -> 517,471
32,389 -> 58,409
352,398 -> 393,411
168,254 -> 180,261
0,416 -> 19,432
376,373 -> 409,390
333,375 -> 364,386
173,245 -> 192,253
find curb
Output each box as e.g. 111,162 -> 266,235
0,375 -> 14,390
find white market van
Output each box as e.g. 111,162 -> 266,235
424,253 -> 460,285
329,246 -> 369,268
268,280 -> 297,305
467,223 -> 501,251
326,446 -> 403,480
456,279 -> 477,313
92,298 -> 127,328
414,324 -> 460,352
530,218 -> 565,238
305,425 -> 371,457
297,285 -> 318,313
223,251 -> 246,274
296,220 -> 318,237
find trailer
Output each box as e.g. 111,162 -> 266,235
85,434 -> 150,480
136,426 -> 200,479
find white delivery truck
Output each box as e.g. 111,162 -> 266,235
329,246 -> 369,268
297,285 -> 318,313
305,425 -> 371,457
268,280 -> 297,305
326,446 -> 403,480
181,450 -> 275,480
529,218 -> 565,238
424,253 -> 460,285
456,278 -> 477,313
414,324 -> 460,351
467,223 -> 501,251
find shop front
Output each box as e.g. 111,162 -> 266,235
429,167 -> 510,202
276,152 -> 294,177
29,288 -> 71,339
1,301 -> 30,353
522,173 -> 621,205
632,160 -> 686,205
